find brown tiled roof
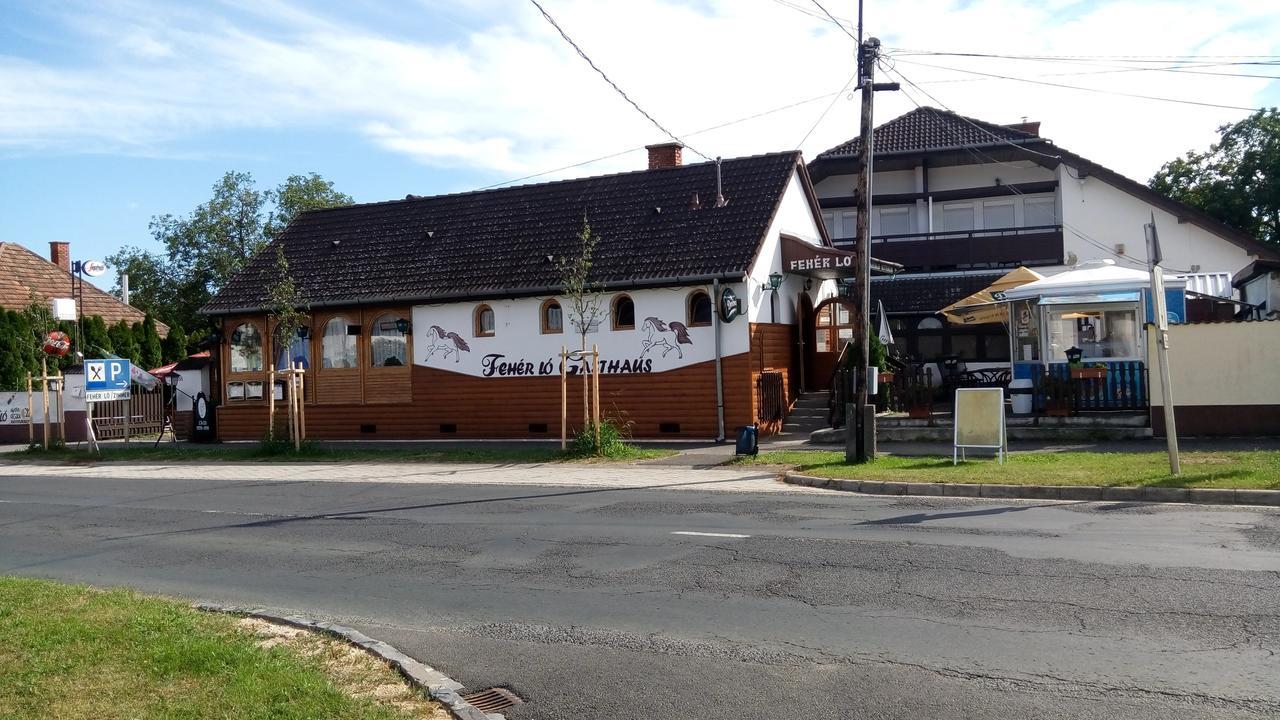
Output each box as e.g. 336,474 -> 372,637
816,107 -> 1040,159
0,242 -> 168,334
872,272 -> 1007,315
203,152 -> 812,314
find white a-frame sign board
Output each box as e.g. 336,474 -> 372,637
953,387 -> 1007,464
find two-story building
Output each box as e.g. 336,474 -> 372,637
807,107 -> 1278,380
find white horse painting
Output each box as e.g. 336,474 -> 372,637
640,316 -> 693,359
423,325 -> 471,363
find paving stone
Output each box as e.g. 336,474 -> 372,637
858,481 -> 885,494
979,484 -> 1020,499
1058,485 -> 1103,501
943,483 -> 982,497
832,479 -> 861,492
1232,489 -> 1280,506
1189,488 -> 1237,505
1101,486 -> 1145,502
1017,485 -> 1061,500
906,483 -> 944,496
879,482 -> 909,495
1143,487 -> 1190,503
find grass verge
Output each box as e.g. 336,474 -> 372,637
2,443 -> 673,464
0,576 -> 446,720
736,450 -> 1280,489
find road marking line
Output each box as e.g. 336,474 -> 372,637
670,531 -> 751,538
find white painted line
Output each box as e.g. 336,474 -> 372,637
670,531 -> 751,539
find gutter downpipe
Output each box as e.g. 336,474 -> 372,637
712,278 -> 726,443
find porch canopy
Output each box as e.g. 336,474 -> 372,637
1002,259 -> 1186,302
939,266 -> 1044,325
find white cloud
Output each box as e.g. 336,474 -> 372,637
0,0 -> 1276,185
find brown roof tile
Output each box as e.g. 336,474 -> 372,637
0,242 -> 169,334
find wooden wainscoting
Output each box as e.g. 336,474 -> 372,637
215,352 -> 755,440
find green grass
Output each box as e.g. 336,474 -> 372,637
737,450 -> 1280,489
0,577 -> 425,720
1,442 -> 673,465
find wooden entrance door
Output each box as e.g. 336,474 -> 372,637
809,298 -> 858,391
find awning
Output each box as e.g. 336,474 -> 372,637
940,267 -> 1044,325
1002,259 -> 1185,301
781,235 -> 902,279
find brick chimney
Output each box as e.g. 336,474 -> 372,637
646,142 -> 683,170
1004,120 -> 1040,137
49,241 -> 71,273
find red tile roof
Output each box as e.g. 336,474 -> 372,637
0,242 -> 169,334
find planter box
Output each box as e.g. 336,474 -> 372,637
879,372 -> 896,383
907,405 -> 931,419
1070,368 -> 1108,380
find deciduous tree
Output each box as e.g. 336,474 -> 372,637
1150,108 -> 1280,248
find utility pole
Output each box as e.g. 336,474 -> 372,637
1145,215 -> 1180,475
847,36 -> 898,463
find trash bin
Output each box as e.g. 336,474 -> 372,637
735,425 -> 759,455
1008,378 -> 1033,415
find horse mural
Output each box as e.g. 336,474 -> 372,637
640,316 -> 693,359
423,325 -> 471,363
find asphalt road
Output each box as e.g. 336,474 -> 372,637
1,463 -> 1278,719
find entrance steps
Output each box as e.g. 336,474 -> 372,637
772,392 -> 830,442
811,412 -> 1153,443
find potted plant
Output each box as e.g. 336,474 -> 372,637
878,370 -> 896,384
1070,362 -> 1109,381
902,380 -> 933,419
1041,373 -> 1073,416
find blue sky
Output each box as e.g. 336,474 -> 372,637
2,0 -> 1277,291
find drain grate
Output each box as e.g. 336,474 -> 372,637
461,687 -> 524,713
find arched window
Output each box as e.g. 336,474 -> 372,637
321,316 -> 358,369
475,304 -> 495,337
275,325 -> 310,371
540,300 -> 563,334
814,300 -> 856,354
612,294 -> 635,330
917,317 -> 943,330
370,314 -> 409,366
687,290 -> 713,327
228,323 -> 263,372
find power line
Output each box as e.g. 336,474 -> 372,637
768,0 -> 856,33
885,50 -> 1280,80
886,48 -> 1280,62
794,71 -> 858,149
891,57 -> 1266,112
808,0 -> 856,40
527,0 -> 709,160
478,86 -> 851,191
880,62 -> 1193,273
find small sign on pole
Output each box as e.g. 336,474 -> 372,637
953,387 -> 1006,464
85,358 -> 132,402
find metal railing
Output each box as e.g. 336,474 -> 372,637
832,224 -> 1063,269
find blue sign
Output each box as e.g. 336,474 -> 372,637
85,358 -> 132,401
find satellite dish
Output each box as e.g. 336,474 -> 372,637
82,260 -> 107,277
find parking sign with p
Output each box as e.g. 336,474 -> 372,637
85,358 -> 132,401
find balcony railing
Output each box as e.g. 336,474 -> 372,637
833,224 -> 1063,271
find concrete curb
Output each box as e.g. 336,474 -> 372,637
783,472 -> 1280,506
195,603 -> 501,720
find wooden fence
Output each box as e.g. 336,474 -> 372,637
92,387 -> 166,439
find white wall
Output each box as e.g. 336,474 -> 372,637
173,365 -> 210,412
748,171 -> 832,324
1148,321 -> 1280,406
927,161 -> 1054,191
1058,164 -> 1257,278
412,284 -> 750,378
